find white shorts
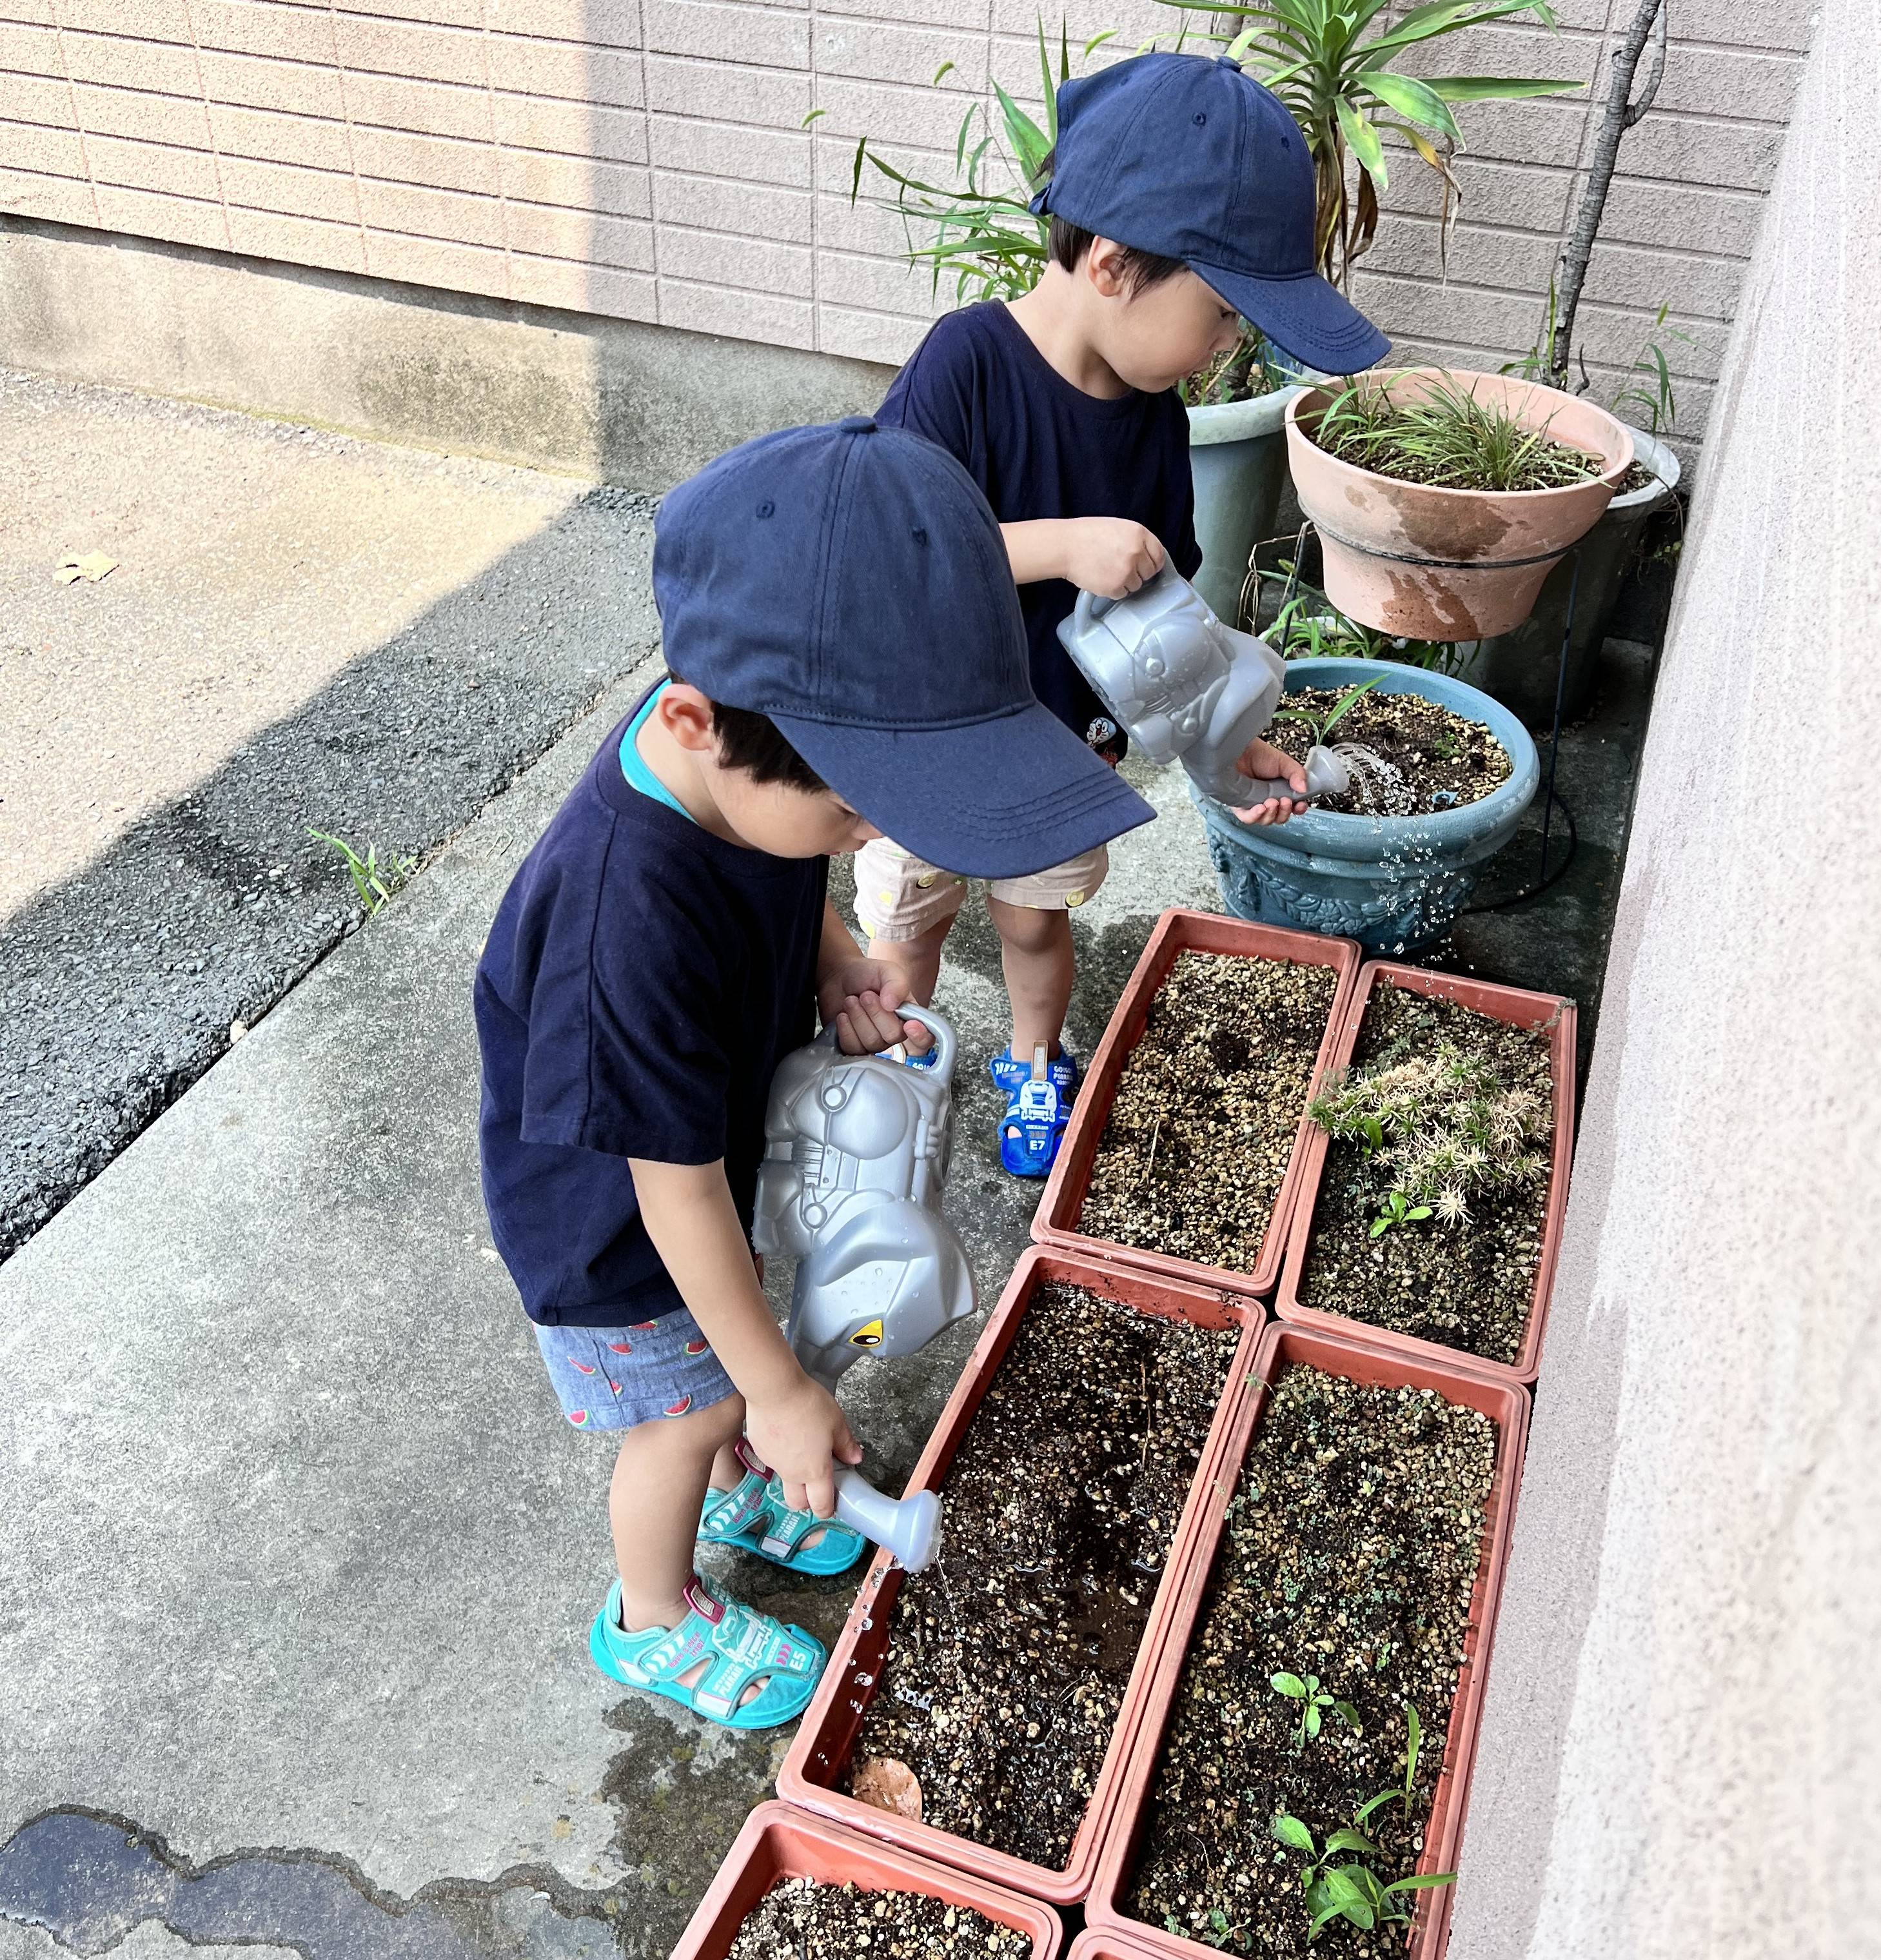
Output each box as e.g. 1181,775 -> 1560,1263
853,837 -> 1110,944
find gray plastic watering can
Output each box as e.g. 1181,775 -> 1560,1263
751,1004 -> 969,1572
1057,566 -> 1345,806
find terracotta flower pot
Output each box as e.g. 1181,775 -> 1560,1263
776,1245 -> 1265,1905
1275,960 -> 1577,1385
1032,909 -> 1362,1300
670,1802 -> 1063,1960
1086,1323 -> 1531,1960
1285,368 -> 1633,640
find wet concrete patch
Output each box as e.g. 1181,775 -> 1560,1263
0,1810 -> 625,1960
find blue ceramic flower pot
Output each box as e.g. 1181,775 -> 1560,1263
1198,657 -> 1540,955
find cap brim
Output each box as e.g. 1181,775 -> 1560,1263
1192,261 -> 1391,376
772,700 -> 1156,880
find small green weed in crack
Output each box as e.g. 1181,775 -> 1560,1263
308,828 -> 417,916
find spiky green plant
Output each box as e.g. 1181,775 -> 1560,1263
1256,562 -> 1470,675
1308,1038 -> 1550,1230
1159,0 -> 1582,288
1310,370 -> 1604,492
844,22 -> 1109,308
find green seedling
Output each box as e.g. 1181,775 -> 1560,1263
1271,675 -> 1386,751
1272,1808 -> 1454,1943
1270,1670 -> 1361,1752
1254,562 -> 1470,677
308,827 -> 416,916
1372,1190 -> 1433,1238
1165,1905 -> 1253,1952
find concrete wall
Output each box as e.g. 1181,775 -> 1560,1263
0,0 -> 1813,478
1450,3 -> 1881,1954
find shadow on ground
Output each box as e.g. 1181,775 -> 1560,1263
0,484 -> 658,1264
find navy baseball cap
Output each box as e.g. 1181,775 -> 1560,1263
653,415 -> 1155,879
1031,52 -> 1390,375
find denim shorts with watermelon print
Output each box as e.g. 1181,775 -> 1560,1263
534,1308 -> 738,1431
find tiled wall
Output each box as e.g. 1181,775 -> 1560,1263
0,0 -> 1815,455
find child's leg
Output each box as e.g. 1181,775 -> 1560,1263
852,836 -> 967,1005
988,897 -> 1074,1058
611,1391 -> 745,1632
985,846 -> 1107,1059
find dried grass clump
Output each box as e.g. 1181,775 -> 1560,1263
1308,1040 -> 1550,1229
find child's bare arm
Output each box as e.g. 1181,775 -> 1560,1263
629,1156 -> 861,1514
1001,517 -> 1166,597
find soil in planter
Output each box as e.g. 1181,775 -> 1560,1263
1079,952 -> 1339,1276
1125,1363 -> 1498,1957
845,1282 -> 1239,1870
726,1876 -> 1031,1957
1268,689 -> 1511,817
1299,984 -> 1553,1367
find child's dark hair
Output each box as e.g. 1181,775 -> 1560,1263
1039,155 -> 1185,292
665,673 -> 829,793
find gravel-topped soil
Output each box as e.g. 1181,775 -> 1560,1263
845,1282 -> 1239,1870
1617,458 -> 1661,495
1268,689 -> 1511,816
1125,1363 -> 1499,1957
726,1877 -> 1031,1957
1080,953 -> 1339,1274
1299,986 -> 1554,1367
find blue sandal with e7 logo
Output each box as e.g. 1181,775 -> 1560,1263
696,1438 -> 867,1577
989,1044 -> 1079,1178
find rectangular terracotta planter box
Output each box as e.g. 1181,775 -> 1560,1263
1275,960 -> 1577,1385
1032,909 -> 1363,1300
1087,1322 -> 1531,1960
1067,1931 -> 1172,1959
776,1244 -> 1266,1906
670,1801 -> 1063,1960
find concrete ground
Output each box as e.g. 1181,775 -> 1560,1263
0,367 -> 659,1263
0,373 -> 1658,1959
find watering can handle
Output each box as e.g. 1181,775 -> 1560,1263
816,1000 -> 958,1079
894,1003 -> 956,1080
1078,562 -> 1172,628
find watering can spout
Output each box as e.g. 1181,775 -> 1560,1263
834,1469 -> 941,1572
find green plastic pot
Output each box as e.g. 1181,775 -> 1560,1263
1188,386 -> 1303,628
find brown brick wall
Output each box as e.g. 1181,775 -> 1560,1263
0,0 -> 1815,455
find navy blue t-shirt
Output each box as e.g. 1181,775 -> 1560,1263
473,699 -> 826,1326
876,301 -> 1202,746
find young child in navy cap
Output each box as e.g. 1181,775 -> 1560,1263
868,50 -> 1390,1178
474,416 -> 1151,1730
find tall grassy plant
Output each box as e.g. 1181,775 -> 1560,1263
1159,0 -> 1582,290
844,22 -> 1116,306
1310,371 -> 1603,491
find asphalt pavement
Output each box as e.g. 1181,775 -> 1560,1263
0,368 -> 658,1263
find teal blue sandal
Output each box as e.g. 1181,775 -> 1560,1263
697,1438 -> 867,1578
589,1575 -> 824,1730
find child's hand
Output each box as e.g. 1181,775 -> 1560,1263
746,1374 -> 863,1518
1060,518 -> 1167,600
818,958 -> 934,1058
1230,737 -> 1309,827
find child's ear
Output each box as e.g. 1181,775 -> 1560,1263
658,682 -> 720,755
1085,236 -> 1131,300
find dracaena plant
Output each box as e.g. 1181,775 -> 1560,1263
1159,0 -> 1584,290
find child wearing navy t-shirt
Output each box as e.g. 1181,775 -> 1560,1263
475,417 -> 1153,1730
869,51 -> 1388,1178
